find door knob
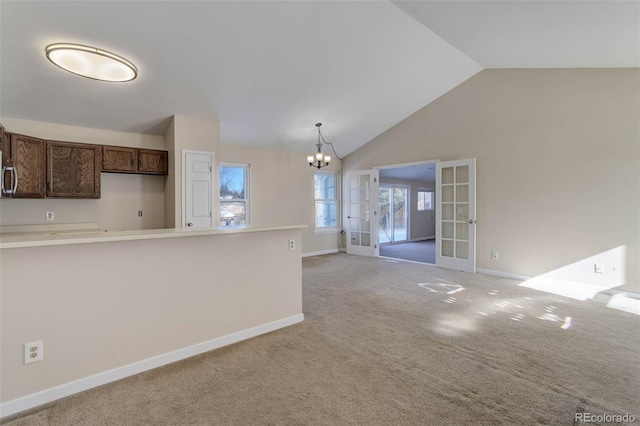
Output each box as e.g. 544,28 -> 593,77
467,220 -> 476,224
187,222 -> 193,227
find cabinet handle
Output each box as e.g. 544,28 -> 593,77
3,166 -> 18,194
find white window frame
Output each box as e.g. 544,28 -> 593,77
314,171 -> 340,234
219,162 -> 250,226
417,189 -> 435,211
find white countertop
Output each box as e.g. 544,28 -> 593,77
0,224 -> 307,249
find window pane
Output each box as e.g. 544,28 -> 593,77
220,166 -> 245,199
220,201 -> 246,225
314,172 -> 338,229
315,201 -> 337,227
418,191 -> 434,211
314,174 -> 335,200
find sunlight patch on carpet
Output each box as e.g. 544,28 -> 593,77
417,282 -> 464,294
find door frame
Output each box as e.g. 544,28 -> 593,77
374,159 -> 440,248
182,149 -> 216,229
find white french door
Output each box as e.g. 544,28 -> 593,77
346,170 -> 379,257
436,159 -> 476,273
183,150 -> 214,228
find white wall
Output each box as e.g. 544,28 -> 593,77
0,118 -> 166,230
1,228 -> 303,408
164,115 -> 220,228
220,143 -> 342,255
344,68 -> 640,293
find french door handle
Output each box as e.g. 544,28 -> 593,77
467,220 -> 476,224
187,222 -> 193,227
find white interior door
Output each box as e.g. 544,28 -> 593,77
346,170 -> 379,257
183,150 -> 214,228
436,159 -> 476,272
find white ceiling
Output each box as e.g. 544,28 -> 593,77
1,1 -> 637,157
379,163 -> 436,183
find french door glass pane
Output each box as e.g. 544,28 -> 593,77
442,167 -> 454,184
442,185 -> 454,202
456,222 -> 469,241
442,240 -> 454,257
456,184 -> 469,202
456,166 -> 469,184
456,241 -> 469,260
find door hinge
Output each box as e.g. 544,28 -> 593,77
374,177 -> 377,183
210,166 -> 212,172
209,211 -> 212,217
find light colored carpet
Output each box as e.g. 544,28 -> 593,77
3,253 -> 639,425
380,240 -> 435,264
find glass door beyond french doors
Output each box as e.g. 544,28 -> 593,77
379,185 -> 408,244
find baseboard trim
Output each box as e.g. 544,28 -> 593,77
477,268 -> 532,281
409,236 -> 435,242
302,249 -> 340,258
0,314 -> 304,419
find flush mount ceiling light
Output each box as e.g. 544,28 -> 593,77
45,43 -> 137,82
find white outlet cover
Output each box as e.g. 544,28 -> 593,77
45,211 -> 55,221
24,340 -> 43,364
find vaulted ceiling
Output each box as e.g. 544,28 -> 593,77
1,1 -> 637,157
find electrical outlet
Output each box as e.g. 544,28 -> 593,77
491,251 -> 499,260
594,264 -> 604,274
289,239 -> 296,251
24,340 -> 43,364
45,211 -> 55,221
138,210 -> 143,217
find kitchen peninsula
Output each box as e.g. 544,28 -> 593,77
0,224 -> 305,417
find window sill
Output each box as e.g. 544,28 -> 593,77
314,227 -> 342,235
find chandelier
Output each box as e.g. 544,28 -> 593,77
307,123 -> 336,169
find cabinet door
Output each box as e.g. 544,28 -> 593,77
0,123 -> 12,166
47,141 -> 101,198
102,145 -> 137,173
138,149 -> 168,175
10,134 -> 46,198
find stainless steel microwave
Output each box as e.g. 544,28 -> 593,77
1,151 -> 18,197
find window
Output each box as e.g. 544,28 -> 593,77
417,190 -> 434,211
314,172 -> 339,230
220,163 -> 249,226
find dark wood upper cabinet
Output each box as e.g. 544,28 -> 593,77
138,149 -> 168,175
10,134 -> 46,198
102,145 -> 138,173
46,141 -> 101,198
102,146 -> 167,175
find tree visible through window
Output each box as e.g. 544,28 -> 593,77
220,164 -> 249,225
314,172 -> 338,229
